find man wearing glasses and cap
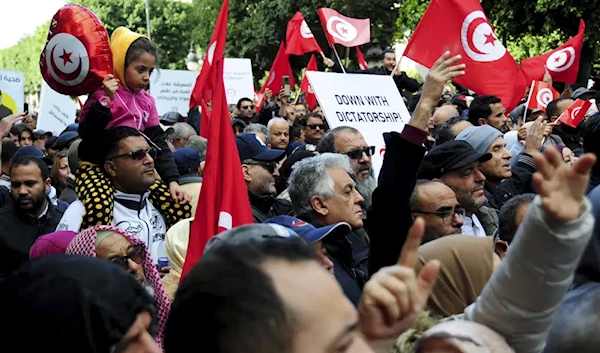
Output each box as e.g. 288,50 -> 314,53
236,133 -> 293,222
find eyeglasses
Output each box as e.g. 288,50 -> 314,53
307,123 -> 325,130
245,161 -> 277,174
110,147 -> 157,161
241,105 -> 254,110
109,244 -> 145,270
412,207 -> 466,224
345,146 -> 375,160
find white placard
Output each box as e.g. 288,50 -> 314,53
223,58 -> 254,105
150,69 -> 196,116
150,59 -> 254,116
0,70 -> 24,119
306,71 -> 411,178
37,81 -> 77,135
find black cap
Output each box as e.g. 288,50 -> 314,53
161,111 -> 184,125
236,134 -> 285,162
418,140 -> 492,179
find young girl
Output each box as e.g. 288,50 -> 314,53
76,27 -> 191,230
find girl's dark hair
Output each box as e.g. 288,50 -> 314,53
125,37 -> 159,68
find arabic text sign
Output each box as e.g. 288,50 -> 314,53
150,69 -> 195,116
37,82 -> 77,135
306,71 -> 410,178
0,70 -> 24,119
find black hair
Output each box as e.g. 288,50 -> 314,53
318,126 -> 360,153
105,127 -> 143,161
125,37 -> 159,69
10,125 -> 20,136
301,113 -> 323,126
382,48 -> 395,59
10,156 -> 50,181
164,236 -> 314,353
468,95 -> 501,126
434,116 -> 463,145
498,193 -> 535,243
237,98 -> 253,110
546,97 -> 573,120
407,93 -> 421,113
14,124 -> 33,141
290,125 -> 302,141
582,113 -> 600,157
1,139 -> 18,164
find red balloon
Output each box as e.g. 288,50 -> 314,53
40,5 -> 113,96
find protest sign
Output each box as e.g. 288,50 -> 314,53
223,58 -> 254,105
150,69 -> 196,116
306,71 -> 411,178
151,59 -> 254,115
0,70 -> 24,119
37,82 -> 77,135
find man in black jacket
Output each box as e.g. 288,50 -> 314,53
236,133 -> 292,222
0,156 -> 67,278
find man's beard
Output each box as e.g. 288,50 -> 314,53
356,173 -> 377,210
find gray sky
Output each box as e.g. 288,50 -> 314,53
0,0 -> 68,50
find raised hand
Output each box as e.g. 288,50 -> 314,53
103,74 -> 120,100
524,116 -> 547,154
533,147 -> 596,222
0,112 -> 25,138
358,218 -> 440,340
420,51 -> 465,106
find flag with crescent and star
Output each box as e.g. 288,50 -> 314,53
317,8 -> 370,48
300,54 -> 318,110
521,20 -> 585,84
403,0 -> 527,111
286,12 -> 323,55
525,81 -> 560,113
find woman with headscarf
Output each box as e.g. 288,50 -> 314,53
0,255 -> 161,353
416,235 -> 498,317
66,225 -> 171,348
162,217 -> 192,302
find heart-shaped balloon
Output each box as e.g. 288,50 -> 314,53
40,5 -> 113,96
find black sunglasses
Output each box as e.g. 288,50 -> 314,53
246,161 -> 277,174
110,147 -> 157,161
307,123 -> 325,130
345,146 -> 375,160
241,105 -> 255,110
412,207 -> 466,224
109,244 -> 145,270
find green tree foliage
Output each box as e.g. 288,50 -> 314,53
189,0 -> 399,85
0,23 -> 49,95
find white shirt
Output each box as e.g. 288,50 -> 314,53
56,190 -> 167,262
461,213 -> 487,238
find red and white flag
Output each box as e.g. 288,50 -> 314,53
525,81 -> 560,112
257,42 -> 295,107
286,12 -> 322,55
521,20 -> 585,84
356,46 -> 368,70
318,8 -> 370,47
300,54 -> 318,110
403,0 -> 527,111
181,57 -> 254,279
558,99 -> 592,128
189,0 -> 228,111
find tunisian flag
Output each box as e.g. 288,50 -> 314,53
403,0 -> 526,111
286,12 -> 322,55
318,8 -> 370,47
525,81 -> 560,113
189,0 -> 228,109
558,99 -> 592,128
356,46 -> 368,70
181,58 -> 254,279
257,42 -> 295,106
521,20 -> 585,84
300,55 -> 318,110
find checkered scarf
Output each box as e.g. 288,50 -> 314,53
66,225 -> 171,348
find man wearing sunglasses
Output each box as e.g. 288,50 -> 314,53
301,113 -> 327,145
57,127 -> 177,263
236,133 -> 292,223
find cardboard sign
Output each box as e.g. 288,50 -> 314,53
150,59 -> 254,116
37,81 -> 77,135
0,70 -> 24,119
306,71 -> 411,178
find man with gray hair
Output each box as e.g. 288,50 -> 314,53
266,118 -> 289,150
318,126 -> 376,210
288,153 -> 369,306
168,122 -> 197,150
243,123 -> 268,145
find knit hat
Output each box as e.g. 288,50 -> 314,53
110,27 -> 146,86
29,231 -> 77,259
456,125 -> 503,155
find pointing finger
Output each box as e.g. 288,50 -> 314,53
398,218 -> 424,267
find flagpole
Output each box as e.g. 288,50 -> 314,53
324,35 -> 346,73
